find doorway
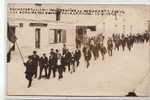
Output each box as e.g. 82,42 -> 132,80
35,28 -> 40,48
76,26 -> 96,43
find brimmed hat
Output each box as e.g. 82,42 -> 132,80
33,50 -> 37,54
56,49 -> 59,52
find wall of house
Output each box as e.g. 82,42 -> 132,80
7,4 -> 150,50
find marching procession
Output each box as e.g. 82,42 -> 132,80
24,31 -> 150,88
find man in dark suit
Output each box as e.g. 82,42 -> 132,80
38,53 -> 48,79
64,49 -> 72,72
48,49 -> 57,78
31,50 -> 39,78
24,56 -> 34,88
74,47 -> 81,67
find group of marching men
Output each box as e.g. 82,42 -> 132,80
24,32 -> 150,88
24,44 -> 81,88
81,32 -> 150,63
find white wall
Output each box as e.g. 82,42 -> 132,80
7,4 -> 150,49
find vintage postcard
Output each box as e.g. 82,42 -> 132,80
7,3 -> 150,96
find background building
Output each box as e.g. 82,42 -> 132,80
7,4 -> 150,50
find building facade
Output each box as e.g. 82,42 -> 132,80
7,4 -> 150,50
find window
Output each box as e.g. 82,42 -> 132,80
49,29 -> 66,44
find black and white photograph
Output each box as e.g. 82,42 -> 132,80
7,3 -> 150,96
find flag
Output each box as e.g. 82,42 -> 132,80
7,23 -> 17,63
7,23 -> 16,43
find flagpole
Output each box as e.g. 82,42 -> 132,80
15,41 -> 25,63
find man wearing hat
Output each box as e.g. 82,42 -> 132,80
31,50 -> 39,78
24,56 -> 34,88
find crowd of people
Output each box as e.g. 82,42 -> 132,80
24,31 -> 150,88
24,44 -> 81,88
81,31 -> 150,66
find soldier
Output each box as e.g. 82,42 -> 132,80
31,51 -> 39,78
107,37 -> 113,56
24,56 -> 34,88
84,47 -> 92,68
74,47 -> 81,67
38,53 -> 48,79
